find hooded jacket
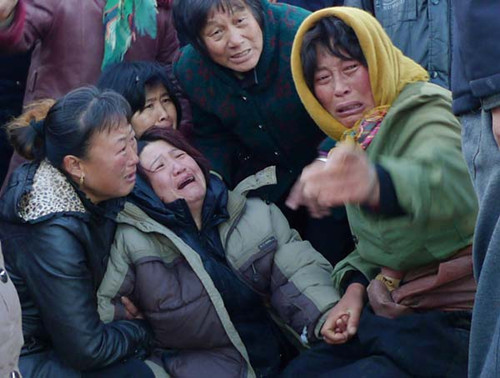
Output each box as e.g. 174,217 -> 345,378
290,8 -> 478,288
98,167 -> 340,378
0,160 -> 151,377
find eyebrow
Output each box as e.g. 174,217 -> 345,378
115,126 -> 133,144
150,154 -> 162,169
205,4 -> 247,25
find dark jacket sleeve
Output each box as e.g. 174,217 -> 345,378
454,1 -> 500,107
189,101 -> 242,188
19,223 -> 151,370
0,0 -> 54,53
155,6 -> 180,64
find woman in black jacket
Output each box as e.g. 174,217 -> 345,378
0,86 -> 155,377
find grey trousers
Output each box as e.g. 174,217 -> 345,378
461,111 -> 500,378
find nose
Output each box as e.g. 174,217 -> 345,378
227,26 -> 243,48
127,139 -> 139,166
157,104 -> 169,123
333,76 -> 350,97
172,161 -> 186,176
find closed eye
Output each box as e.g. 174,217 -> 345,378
315,73 -> 331,83
344,63 -> 359,72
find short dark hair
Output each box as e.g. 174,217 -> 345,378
7,86 -> 131,168
301,16 -> 367,92
138,126 -> 211,183
97,61 -> 182,124
173,0 -> 264,55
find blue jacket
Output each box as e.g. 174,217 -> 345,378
452,1 -> 500,115
345,0 -> 452,89
278,0 -> 343,11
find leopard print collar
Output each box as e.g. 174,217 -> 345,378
18,160 -> 86,222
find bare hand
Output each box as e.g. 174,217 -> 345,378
121,296 -> 144,320
0,0 -> 17,21
321,283 -> 365,344
285,160 -> 332,219
367,279 -> 413,319
301,143 -> 379,208
492,107 -> 500,148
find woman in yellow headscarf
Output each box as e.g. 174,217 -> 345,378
282,8 -> 477,378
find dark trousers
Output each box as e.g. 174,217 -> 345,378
282,306 -> 471,378
20,350 -> 154,378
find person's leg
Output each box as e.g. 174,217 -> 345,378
464,109 -> 500,377
19,350 -> 155,378
281,337 -> 410,378
83,359 -> 155,378
357,307 -> 471,378
317,355 -> 410,378
280,339 -> 364,378
20,351 -> 81,378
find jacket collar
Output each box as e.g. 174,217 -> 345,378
117,166 -> 277,237
0,160 -> 123,224
128,173 -> 229,232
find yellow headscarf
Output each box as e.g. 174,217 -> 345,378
291,7 -> 429,141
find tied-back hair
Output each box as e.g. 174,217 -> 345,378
97,61 -> 182,125
301,16 -> 367,92
6,86 -> 131,168
5,99 -> 56,161
138,126 -> 211,182
173,0 -> 264,55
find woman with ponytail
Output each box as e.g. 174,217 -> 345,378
0,86 -> 158,377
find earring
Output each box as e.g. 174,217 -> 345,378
79,173 -> 85,186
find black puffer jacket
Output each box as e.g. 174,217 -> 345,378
0,160 -> 152,377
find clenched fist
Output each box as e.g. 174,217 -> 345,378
301,142 -> 380,208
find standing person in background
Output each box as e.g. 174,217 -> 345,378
0,0 -> 180,194
0,51 -> 30,188
452,2 -> 500,377
173,0 -> 353,266
0,242 -> 23,378
344,0 -> 452,89
0,87 -> 154,377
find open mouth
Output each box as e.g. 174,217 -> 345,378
230,49 -> 251,62
337,103 -> 363,115
178,176 -> 195,190
125,170 -> 136,182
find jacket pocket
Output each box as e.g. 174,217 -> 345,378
238,236 -> 278,294
28,70 -> 38,93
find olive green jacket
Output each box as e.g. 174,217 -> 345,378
333,82 -> 478,289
